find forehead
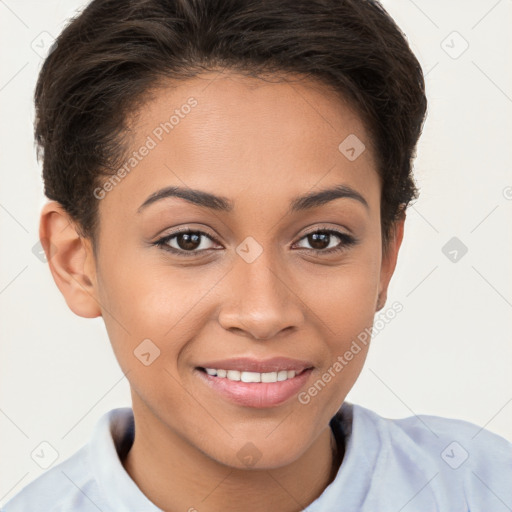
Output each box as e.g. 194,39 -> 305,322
101,71 -> 379,216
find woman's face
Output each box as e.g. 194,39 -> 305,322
62,72 -> 402,469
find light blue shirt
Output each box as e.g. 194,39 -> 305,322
2,403 -> 511,511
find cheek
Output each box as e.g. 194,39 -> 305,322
96,256 -> 219,367
298,246 -> 381,388
301,249 -> 381,332
307,269 -> 377,321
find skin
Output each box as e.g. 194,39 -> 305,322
40,71 -> 404,512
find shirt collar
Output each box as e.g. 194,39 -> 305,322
87,403 -> 371,512
88,407 -> 162,512
307,403 -> 382,511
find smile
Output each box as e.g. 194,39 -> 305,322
201,368 -> 299,383
196,367 -> 314,408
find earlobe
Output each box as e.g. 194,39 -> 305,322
39,201 -> 101,318
376,210 -> 406,312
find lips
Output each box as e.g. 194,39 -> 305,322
194,356 -> 316,407
196,366 -> 314,408
196,356 -> 314,374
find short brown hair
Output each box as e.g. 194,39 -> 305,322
34,0 -> 427,248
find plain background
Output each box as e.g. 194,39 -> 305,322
1,0 -> 511,504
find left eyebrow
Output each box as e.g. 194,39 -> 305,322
136,183 -> 369,214
289,184 -> 369,212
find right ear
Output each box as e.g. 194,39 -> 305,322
39,201 -> 102,318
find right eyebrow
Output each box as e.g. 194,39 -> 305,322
137,186 -> 234,214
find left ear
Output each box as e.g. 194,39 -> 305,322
376,208 -> 406,312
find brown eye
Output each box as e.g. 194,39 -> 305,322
295,229 -> 357,255
173,232 -> 202,251
306,232 -> 332,250
154,229 -> 219,256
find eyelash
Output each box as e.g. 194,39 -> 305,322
152,227 -> 357,258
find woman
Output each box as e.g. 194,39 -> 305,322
4,0 -> 511,510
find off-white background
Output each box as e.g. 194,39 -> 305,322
1,0 -> 511,504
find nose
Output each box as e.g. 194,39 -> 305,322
217,251 -> 305,340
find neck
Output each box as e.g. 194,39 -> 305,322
122,400 -> 343,512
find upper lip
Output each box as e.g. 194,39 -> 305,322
197,357 -> 314,373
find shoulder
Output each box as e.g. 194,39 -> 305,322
351,403 -> 512,510
1,444 -> 105,512
1,408 -> 133,512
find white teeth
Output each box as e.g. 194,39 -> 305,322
226,370 -> 241,381
277,370 -> 288,381
203,368 -> 298,383
241,371 -> 261,383
261,371 -> 277,383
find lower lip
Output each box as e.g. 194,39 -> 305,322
196,368 -> 314,408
